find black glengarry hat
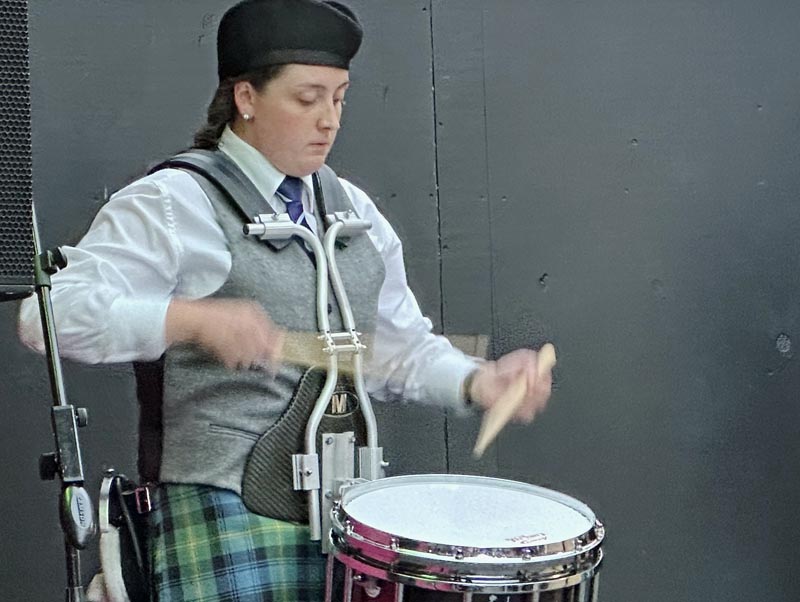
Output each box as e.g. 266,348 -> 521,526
217,0 -> 363,80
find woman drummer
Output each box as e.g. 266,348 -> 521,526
18,0 -> 553,599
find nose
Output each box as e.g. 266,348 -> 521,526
318,98 -> 341,132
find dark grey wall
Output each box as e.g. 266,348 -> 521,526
435,1 -> 800,600
2,1 -> 799,600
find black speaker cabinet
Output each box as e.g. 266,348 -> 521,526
0,0 -> 35,301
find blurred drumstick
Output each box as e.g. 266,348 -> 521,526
280,331 -> 330,367
277,332 -> 491,374
472,343 -> 557,459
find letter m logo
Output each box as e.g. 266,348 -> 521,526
329,393 -> 348,415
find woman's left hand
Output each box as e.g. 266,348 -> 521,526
468,347 -> 554,423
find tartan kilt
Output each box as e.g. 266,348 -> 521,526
148,484 -> 327,602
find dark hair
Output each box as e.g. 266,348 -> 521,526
192,64 -> 287,150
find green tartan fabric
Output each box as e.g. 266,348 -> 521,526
149,484 -> 326,602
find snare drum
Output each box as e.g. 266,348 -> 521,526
327,474 -> 604,601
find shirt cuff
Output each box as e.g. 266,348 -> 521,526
418,353 -> 483,415
107,296 -> 170,361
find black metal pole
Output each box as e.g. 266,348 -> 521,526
32,204 -> 95,602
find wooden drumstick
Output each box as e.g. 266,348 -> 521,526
472,343 -> 557,459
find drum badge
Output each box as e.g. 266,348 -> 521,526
325,388 -> 358,417
506,533 -> 547,545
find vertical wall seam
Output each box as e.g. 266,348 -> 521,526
480,6 -> 498,362
428,0 -> 444,334
428,0 -> 450,473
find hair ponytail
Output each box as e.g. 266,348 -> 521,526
192,64 -> 287,150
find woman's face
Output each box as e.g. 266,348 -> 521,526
234,64 -> 349,177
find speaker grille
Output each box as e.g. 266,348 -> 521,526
0,0 -> 35,299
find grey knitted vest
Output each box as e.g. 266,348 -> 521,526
157,158 -> 385,521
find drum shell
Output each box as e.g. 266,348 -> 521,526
329,556 -> 601,601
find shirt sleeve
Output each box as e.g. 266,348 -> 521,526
17,169 -> 229,363
338,179 -> 480,413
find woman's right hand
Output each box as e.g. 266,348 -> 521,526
166,298 -> 285,370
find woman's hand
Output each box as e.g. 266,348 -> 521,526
166,298 -> 285,370
468,346 -> 554,423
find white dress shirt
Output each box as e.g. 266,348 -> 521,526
18,127 -> 477,410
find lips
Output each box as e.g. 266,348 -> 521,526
308,142 -> 331,154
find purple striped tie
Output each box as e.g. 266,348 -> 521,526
277,176 -> 307,227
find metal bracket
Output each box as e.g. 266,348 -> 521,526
244,212 -> 297,240
292,453 -> 320,491
321,432 -> 357,553
358,446 -> 387,482
321,329 -> 366,355
325,210 -> 372,235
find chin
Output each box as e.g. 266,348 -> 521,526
298,158 -> 328,177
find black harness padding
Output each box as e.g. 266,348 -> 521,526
242,367 -> 366,522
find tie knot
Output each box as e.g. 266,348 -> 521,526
277,176 -> 304,204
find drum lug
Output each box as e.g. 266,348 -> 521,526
352,574 -> 382,599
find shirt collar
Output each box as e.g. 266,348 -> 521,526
217,125 -> 315,213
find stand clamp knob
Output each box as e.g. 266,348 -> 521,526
39,452 -> 58,481
75,407 -> 88,428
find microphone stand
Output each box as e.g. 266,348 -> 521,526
31,203 -> 95,602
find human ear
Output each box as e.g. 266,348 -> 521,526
232,80 -> 257,119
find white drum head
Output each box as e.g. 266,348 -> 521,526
340,474 -> 596,549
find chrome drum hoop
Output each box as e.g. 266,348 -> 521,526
331,532 -> 603,595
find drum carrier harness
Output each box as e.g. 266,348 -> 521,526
160,149 -> 384,540
100,149 -> 387,600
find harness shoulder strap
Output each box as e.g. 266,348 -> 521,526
133,358 -> 164,483
314,164 -> 355,215
152,149 -> 355,224
150,149 -> 266,222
